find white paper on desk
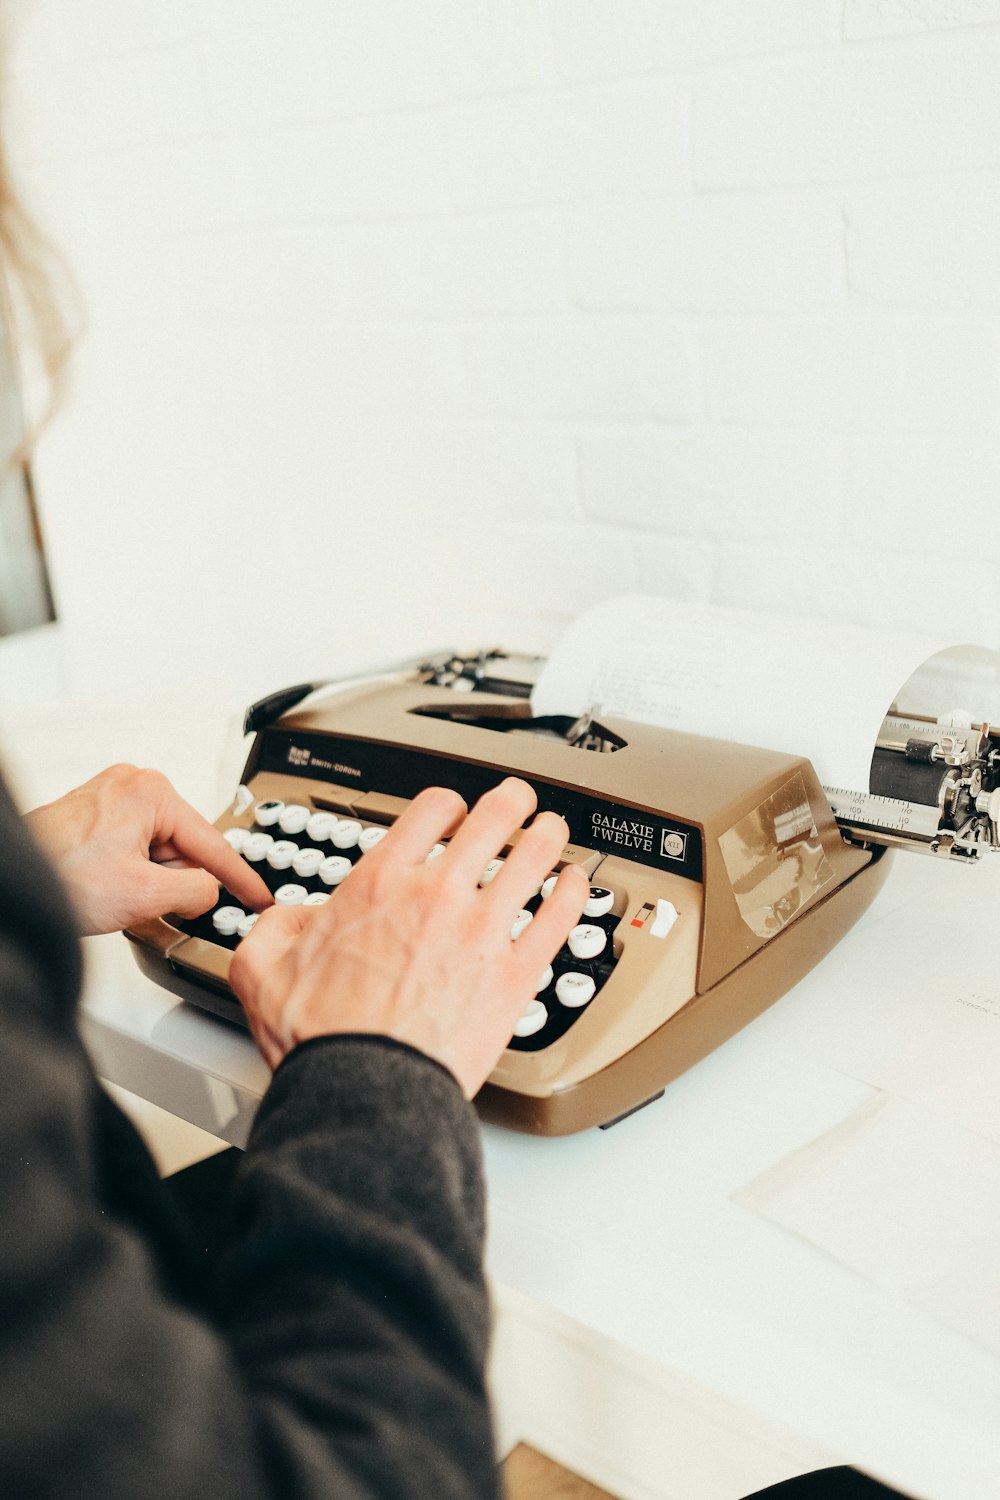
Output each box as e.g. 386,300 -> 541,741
879,984 -> 1000,1149
531,596 -> 951,789
734,1092 -> 1000,1359
754,853 -> 1000,1148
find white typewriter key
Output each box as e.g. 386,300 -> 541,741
254,800 -> 284,828
275,883 -> 308,906
319,855 -> 353,887
358,825 -> 389,853
278,803 -> 310,836
236,912 -> 260,938
293,847 -> 325,879
223,826 -> 250,853
480,858 -> 504,886
425,842 -> 447,862
306,811 -> 338,843
212,905 -> 245,937
540,873 -> 559,900
513,1000 -> 548,1039
511,909 -> 533,940
232,784 -> 255,816
556,971 -> 597,1009
536,964 -> 554,993
568,924 -> 607,961
303,892 -> 329,906
650,898 -> 679,939
242,832 -> 274,863
331,819 -> 362,849
267,839 -> 298,871
584,885 -> 615,919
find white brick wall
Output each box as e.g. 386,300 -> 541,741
5,0 -> 1000,708
695,34 -> 1000,188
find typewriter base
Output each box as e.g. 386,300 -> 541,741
475,846 -> 893,1136
126,938 -> 248,1030
127,846 -> 892,1138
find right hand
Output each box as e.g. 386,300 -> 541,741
229,778 -> 590,1097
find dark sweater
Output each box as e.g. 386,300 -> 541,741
0,771 -> 501,1499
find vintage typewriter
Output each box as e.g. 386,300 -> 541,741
125,648 -> 1000,1135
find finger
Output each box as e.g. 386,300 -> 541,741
138,863 -> 221,921
487,810 -> 570,913
445,778 -> 537,879
370,785 -> 468,865
229,906 -> 312,1067
234,903 -> 310,976
154,790 -> 273,912
151,851 -> 195,870
512,864 -> 589,970
150,839 -> 185,864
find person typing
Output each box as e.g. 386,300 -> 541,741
0,35 -> 905,1495
4,762 -> 588,1498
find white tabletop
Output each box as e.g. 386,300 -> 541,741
76,852 -> 1000,1500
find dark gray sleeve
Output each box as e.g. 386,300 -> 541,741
0,763 -> 501,1500
211,1034 -> 501,1500
0,926 -> 501,1500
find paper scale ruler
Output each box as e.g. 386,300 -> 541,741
823,786 -> 942,844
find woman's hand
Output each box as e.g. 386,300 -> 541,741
230,778 -> 590,1097
25,763 -> 273,936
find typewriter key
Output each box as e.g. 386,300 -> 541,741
274,883 -> 307,906
536,964 -> 554,993
231,785 -> 254,816
331,819 -> 362,850
303,892 -> 329,906
212,905 -> 244,937
358,826 -> 389,852
319,855 -> 353,887
266,839 -> 298,871
242,832 -> 274,863
540,873 -> 558,900
236,912 -> 260,938
480,858 -> 504,885
568,924 -> 606,961
292,847 -> 325,878
278,803 -> 310,836
513,999 -> 548,1038
306,811 -> 338,843
254,800 -> 284,828
556,972 -> 596,1009
583,886 -> 614,919
223,827 -> 250,853
511,909 -> 533,940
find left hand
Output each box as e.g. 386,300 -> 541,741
25,763 -> 273,936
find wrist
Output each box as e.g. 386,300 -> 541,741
274,1030 -> 464,1094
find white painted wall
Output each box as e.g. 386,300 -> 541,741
3,0 -> 1000,710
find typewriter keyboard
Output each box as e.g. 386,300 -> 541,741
174,797 -> 623,1053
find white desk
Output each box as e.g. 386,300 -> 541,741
77,853 -> 1000,1500
8,691 -> 1000,1500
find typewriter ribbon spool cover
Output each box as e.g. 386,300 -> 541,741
125,597 -> 1000,1135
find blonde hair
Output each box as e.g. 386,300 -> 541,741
0,24 -> 78,447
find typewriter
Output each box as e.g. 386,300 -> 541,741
125,648 -> 1000,1135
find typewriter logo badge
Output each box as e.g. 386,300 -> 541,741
661,830 -> 688,860
590,810 -> 654,851
287,744 -> 311,768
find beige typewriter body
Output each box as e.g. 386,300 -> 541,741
126,657 -> 893,1135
